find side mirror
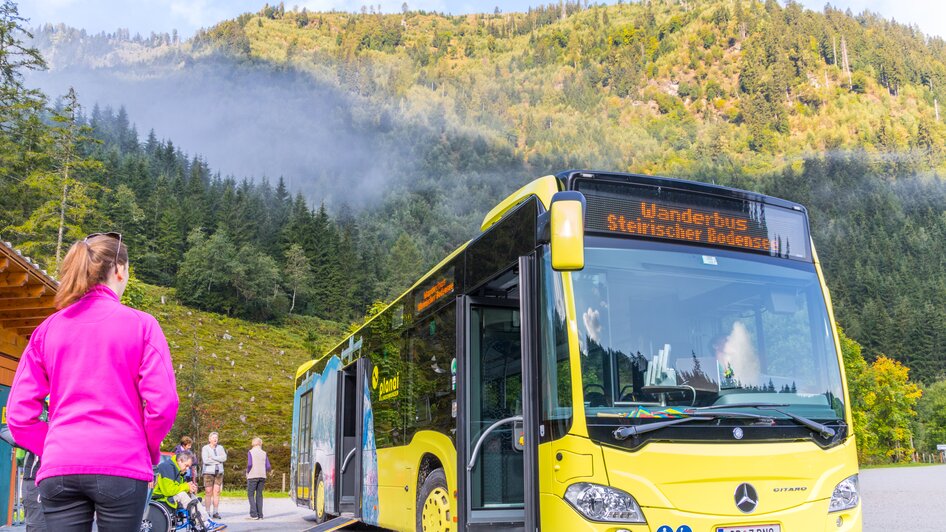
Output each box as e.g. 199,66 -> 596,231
549,191 -> 586,271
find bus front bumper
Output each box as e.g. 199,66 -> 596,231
540,493 -> 862,532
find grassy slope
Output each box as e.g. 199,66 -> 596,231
133,281 -> 344,483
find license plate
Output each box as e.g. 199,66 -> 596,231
716,526 -> 781,532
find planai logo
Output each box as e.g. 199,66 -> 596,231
377,371 -> 400,401
371,366 -> 379,390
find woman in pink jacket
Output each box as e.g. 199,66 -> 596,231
8,233 -> 179,532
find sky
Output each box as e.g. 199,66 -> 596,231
17,0 -> 946,40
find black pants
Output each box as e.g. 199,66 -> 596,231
247,478 -> 265,518
38,474 -> 148,532
23,479 -> 47,532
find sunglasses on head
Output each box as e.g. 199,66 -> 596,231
84,232 -> 123,267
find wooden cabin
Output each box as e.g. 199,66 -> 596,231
0,241 -> 58,525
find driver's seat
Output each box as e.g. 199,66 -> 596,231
586,392 -> 608,407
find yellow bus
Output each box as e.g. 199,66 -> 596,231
291,171 -> 860,532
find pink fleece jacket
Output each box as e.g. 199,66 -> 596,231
8,285 -> 179,483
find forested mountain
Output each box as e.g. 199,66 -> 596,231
30,0 -> 946,174
18,0 -> 946,381
3,1 -> 946,461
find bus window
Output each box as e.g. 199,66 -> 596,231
539,251 -> 572,441
406,305 -> 455,440
369,322 -> 404,448
573,244 -> 845,422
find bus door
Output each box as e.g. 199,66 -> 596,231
335,357 -> 366,516
458,256 -> 541,531
295,388 -> 313,508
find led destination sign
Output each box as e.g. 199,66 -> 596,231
578,180 -> 810,260
606,204 -> 774,253
416,268 -> 456,313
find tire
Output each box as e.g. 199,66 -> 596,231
185,499 -> 206,532
314,470 -> 328,524
141,502 -> 171,532
416,468 -> 450,532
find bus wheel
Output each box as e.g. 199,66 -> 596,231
416,468 -> 450,532
314,470 -> 327,524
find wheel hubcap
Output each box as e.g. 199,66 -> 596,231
421,487 -> 450,531
316,480 -> 325,519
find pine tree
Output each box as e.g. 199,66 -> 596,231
0,0 -> 46,130
284,243 -> 312,314
106,183 -> 145,254
383,232 -> 424,300
308,202 -> 342,318
7,87 -> 104,268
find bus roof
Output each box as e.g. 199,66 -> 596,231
480,175 -> 559,231
294,174 -> 563,380
557,170 -> 806,212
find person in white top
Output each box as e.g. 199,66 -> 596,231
245,437 -> 272,520
201,432 -> 228,519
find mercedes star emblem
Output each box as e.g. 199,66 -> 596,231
733,427 -> 744,440
734,483 -> 758,513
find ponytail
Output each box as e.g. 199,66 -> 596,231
54,235 -> 128,309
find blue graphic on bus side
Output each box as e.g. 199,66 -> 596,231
677,526 -> 692,532
312,356 -> 342,514
361,370 -> 379,525
657,526 -> 674,532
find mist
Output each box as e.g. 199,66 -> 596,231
26,51 -> 420,208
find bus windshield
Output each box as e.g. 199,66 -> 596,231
572,240 -> 845,443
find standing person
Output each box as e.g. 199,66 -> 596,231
0,426 -> 45,531
245,437 -> 271,520
19,444 -> 45,532
173,436 -> 197,481
202,432 -> 227,519
7,232 -> 179,531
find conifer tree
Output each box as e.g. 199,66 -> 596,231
383,232 -> 424,300
0,0 -> 45,130
8,87 -> 103,268
284,243 -> 312,314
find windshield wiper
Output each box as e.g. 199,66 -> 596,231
692,403 -> 837,439
612,411 -> 769,441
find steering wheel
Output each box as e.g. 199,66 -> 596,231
618,384 -> 637,402
583,383 -> 609,407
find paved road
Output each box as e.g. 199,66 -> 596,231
210,497 -> 385,531
207,496 -> 317,531
861,464 -> 946,532
0,496 -> 352,532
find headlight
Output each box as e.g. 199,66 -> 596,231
828,474 -> 859,512
563,482 -> 646,523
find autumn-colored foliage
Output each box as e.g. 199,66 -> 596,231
839,327 -> 924,464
